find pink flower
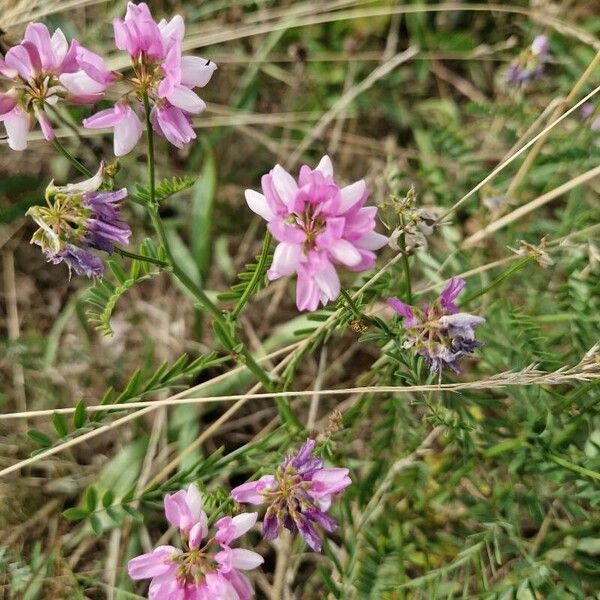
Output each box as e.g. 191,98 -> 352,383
231,439 -> 351,552
387,278 -> 485,374
128,484 -> 262,599
245,156 -> 388,311
83,102 -> 144,156
85,2 -> 216,154
0,23 -> 112,150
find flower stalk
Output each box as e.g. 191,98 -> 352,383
141,91 -> 275,392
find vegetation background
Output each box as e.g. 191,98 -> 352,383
1,0 -> 600,598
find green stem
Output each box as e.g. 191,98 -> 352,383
114,247 -> 168,268
398,216 -> 412,304
548,453 -> 600,482
231,231 -> 272,319
401,248 -> 412,304
52,138 -> 93,178
140,92 -> 275,393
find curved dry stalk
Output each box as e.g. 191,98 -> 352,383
2,349 -> 599,424
463,165 -> 600,247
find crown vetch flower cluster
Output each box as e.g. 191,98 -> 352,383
83,2 -> 216,155
0,23 -> 113,150
506,35 -> 550,88
26,165 -> 131,278
128,484 -> 263,600
245,155 -> 388,311
231,439 -> 351,552
388,278 -> 485,374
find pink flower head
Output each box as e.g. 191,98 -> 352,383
245,156 -> 388,311
0,23 -> 113,150
388,278 -> 485,374
231,439 -> 351,552
128,484 -> 262,599
85,2 -> 216,154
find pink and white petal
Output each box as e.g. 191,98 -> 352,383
328,239 -> 362,267
343,206 -> 377,240
166,84 -> 206,114
269,242 -> 302,278
153,105 -> 196,148
159,15 -> 185,43
83,106 -> 125,129
112,19 -> 130,53
34,107 -> 55,141
314,261 -> 340,302
228,512 -> 258,541
268,221 -> 305,245
2,108 -> 30,151
346,249 -> 376,273
184,484 -> 204,522
338,180 -> 367,214
148,571 -> 181,600
296,272 -> 320,312
271,164 -> 298,208
75,46 -> 114,84
127,545 -> 180,580
315,155 -> 333,177
188,517 -> 208,550
181,56 -> 217,88
310,467 -> 351,495
215,546 -> 233,573
163,491 -> 185,529
23,23 -> 56,69
0,57 -> 18,79
231,476 -> 275,504
60,71 -> 107,96
5,45 -> 36,81
204,572 -> 239,599
0,94 -> 17,117
60,40 -> 80,73
315,217 -> 345,249
113,107 -> 143,156
230,549 -> 264,570
355,231 -> 388,250
245,189 -> 274,221
224,570 -> 254,600
50,28 -> 69,65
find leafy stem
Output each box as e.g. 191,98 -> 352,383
230,231 -> 272,319
114,247 -> 168,268
140,92 -> 275,392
